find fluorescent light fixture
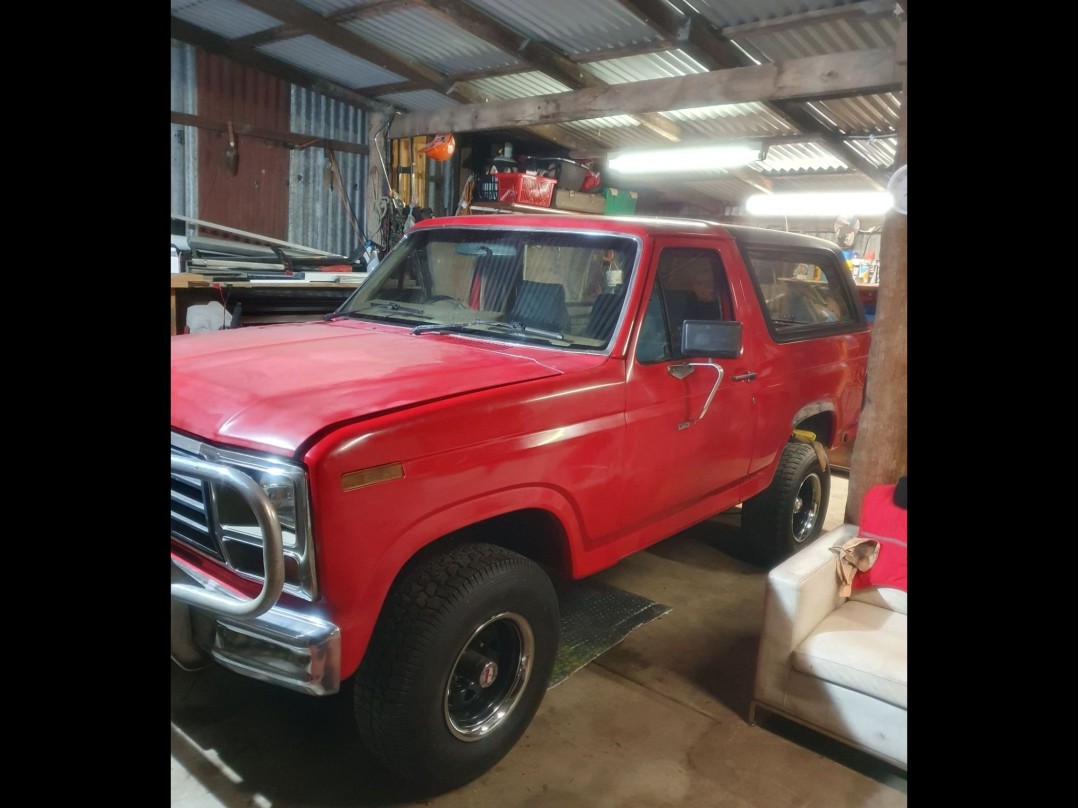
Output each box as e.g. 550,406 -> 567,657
745,191 -> 894,217
608,144 -> 761,174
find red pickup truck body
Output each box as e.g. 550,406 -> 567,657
171,214 -> 870,794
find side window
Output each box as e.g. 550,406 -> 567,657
746,249 -> 858,335
635,248 -> 732,363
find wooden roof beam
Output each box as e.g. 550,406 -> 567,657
235,0 -> 455,92
617,0 -> 896,187
614,0 -> 745,67
419,1 -> 680,142
389,48 -> 903,137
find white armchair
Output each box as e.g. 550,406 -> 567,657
750,523 -> 908,770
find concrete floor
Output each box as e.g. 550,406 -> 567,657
171,470 -> 908,807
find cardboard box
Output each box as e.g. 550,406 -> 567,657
554,189 -> 605,214
603,188 -> 638,215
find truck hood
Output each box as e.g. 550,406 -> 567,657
171,322 -> 565,455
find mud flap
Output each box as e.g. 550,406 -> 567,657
791,428 -> 829,473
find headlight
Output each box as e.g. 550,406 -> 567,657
184,440 -> 315,598
215,466 -> 305,552
260,470 -> 298,543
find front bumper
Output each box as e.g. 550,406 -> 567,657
170,451 -> 339,696
171,558 -> 341,695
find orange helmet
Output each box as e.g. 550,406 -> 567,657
421,133 -> 456,162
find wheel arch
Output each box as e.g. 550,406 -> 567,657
790,402 -> 836,448
339,488 -> 578,676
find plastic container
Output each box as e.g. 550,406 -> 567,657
603,188 -> 638,215
496,173 -> 557,207
474,175 -> 500,201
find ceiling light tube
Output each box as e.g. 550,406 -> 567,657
745,191 -> 894,217
608,144 -> 762,174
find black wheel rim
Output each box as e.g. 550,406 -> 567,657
791,472 -> 823,544
444,611 -> 534,741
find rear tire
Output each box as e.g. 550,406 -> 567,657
742,442 -> 830,567
353,543 -> 559,795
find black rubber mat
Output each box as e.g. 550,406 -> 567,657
548,578 -> 671,688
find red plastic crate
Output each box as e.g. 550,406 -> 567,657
496,173 -> 557,207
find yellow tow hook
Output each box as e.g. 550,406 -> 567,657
792,428 -> 829,473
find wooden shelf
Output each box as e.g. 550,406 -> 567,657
171,274 -> 357,335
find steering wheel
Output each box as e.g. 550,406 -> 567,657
428,295 -> 468,309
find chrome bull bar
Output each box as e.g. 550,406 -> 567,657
170,453 -> 285,619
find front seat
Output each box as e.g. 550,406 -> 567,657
508,281 -> 571,333
585,292 -> 623,341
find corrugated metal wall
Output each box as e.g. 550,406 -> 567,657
170,41 -> 368,257
288,89 -> 368,259
196,52 -> 292,242
171,43 -> 198,224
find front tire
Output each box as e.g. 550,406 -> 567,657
354,543 -> 559,795
742,441 -> 830,567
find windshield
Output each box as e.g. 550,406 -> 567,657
334,225 -> 639,350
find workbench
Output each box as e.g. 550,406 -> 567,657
171,274 -> 359,336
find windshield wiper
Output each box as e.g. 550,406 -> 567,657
412,319 -> 505,335
413,320 -> 563,340
325,302 -> 427,321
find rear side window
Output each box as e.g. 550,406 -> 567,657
742,247 -> 861,338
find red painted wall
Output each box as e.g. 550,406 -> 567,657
196,52 -> 290,241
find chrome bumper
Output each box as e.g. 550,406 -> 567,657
170,452 -> 339,696
171,559 -> 341,695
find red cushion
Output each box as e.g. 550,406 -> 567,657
851,484 -> 908,592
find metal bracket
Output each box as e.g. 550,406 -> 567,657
672,361 -> 725,429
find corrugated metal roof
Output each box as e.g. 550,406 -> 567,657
757,142 -> 849,174
583,50 -> 710,84
751,171 -> 883,195
258,34 -> 405,87
464,71 -> 573,102
728,12 -> 901,65
340,7 -> 522,75
377,89 -> 462,113
803,93 -> 902,135
842,135 -> 898,170
560,118 -> 659,151
170,0 -> 280,39
679,0 -> 886,29
293,0 -> 382,12
467,0 -> 661,55
683,176 -> 769,202
662,103 -> 796,138
171,0 -> 906,218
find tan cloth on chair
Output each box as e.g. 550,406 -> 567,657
830,538 -> 880,598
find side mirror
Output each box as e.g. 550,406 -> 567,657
681,320 -> 742,358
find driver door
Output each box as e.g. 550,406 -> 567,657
619,243 -> 758,532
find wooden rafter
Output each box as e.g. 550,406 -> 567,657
388,49 -> 903,137
615,0 -> 897,188
227,0 -> 607,152
170,112 -> 370,156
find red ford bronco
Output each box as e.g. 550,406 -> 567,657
171,214 -> 870,794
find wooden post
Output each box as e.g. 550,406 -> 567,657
412,136 -> 428,208
845,24 -> 907,523
365,110 -> 388,248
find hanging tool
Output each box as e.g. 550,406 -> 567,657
225,121 -> 239,176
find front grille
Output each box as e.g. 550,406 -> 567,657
171,433 -> 317,601
171,449 -> 224,560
